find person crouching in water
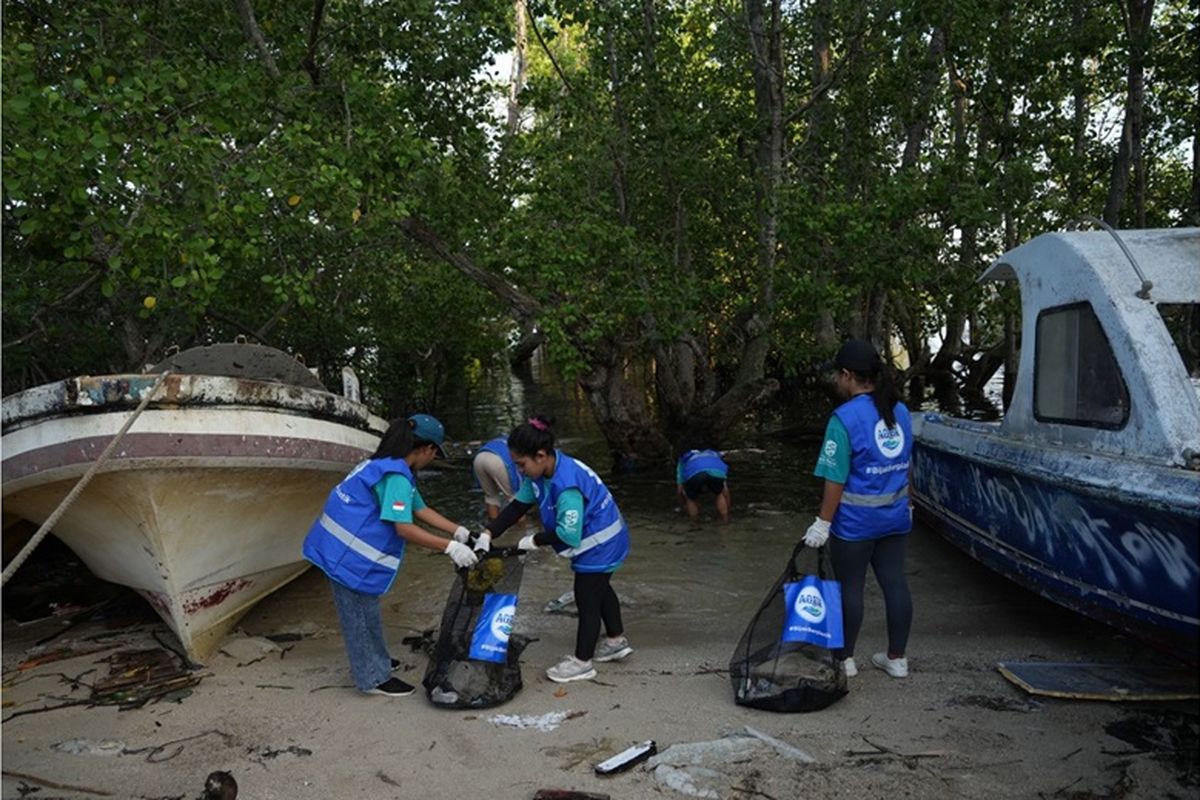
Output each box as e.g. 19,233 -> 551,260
303,414 -> 479,697
476,415 -> 632,683
675,446 -> 731,523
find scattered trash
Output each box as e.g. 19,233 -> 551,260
553,687 -> 568,698
90,648 -> 203,710
648,735 -> 763,768
400,628 -> 436,654
16,642 -> 119,671
263,621 -> 327,643
741,726 -> 816,763
947,693 -> 1044,713
533,790 -> 611,800
652,764 -> 724,799
219,636 -> 281,664
489,710 -> 586,732
250,744 -> 312,761
200,770 -> 238,800
595,740 -> 657,775
543,590 -> 577,615
52,738 -> 126,756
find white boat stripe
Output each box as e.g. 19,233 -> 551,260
320,513 -> 401,571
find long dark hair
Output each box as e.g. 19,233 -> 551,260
507,414 -> 557,457
848,361 -> 901,429
371,417 -> 436,460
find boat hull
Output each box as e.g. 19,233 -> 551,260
3,376 -> 382,661
912,434 -> 1200,663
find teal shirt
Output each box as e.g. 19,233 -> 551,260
373,472 -> 427,524
813,415 -> 852,484
516,478 -> 585,548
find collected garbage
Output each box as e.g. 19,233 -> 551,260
422,547 -> 530,709
728,541 -> 847,712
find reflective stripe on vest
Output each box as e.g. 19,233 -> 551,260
559,516 -> 627,559
841,486 -> 910,507
318,512 -> 401,571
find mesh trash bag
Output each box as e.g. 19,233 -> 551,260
422,548 -> 530,709
729,541 -> 848,712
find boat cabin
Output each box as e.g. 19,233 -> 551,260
981,228 -> 1200,469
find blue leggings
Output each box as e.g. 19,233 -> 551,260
828,533 -> 912,660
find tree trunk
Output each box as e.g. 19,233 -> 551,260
1103,0 -> 1155,226
739,0 -> 783,384
506,0 -> 528,136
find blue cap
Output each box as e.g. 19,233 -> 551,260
408,413 -> 447,458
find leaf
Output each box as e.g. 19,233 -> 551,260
170,276 -> 188,288
143,296 -> 157,309
287,195 -> 302,207
101,280 -> 115,298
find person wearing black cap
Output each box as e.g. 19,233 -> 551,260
806,339 -> 914,680
302,414 -> 479,697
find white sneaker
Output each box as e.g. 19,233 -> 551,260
594,636 -> 633,663
546,655 -> 597,683
842,657 -> 858,677
871,652 -> 909,678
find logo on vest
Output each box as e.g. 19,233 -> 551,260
490,605 -> 515,642
794,586 -> 826,623
874,419 -> 905,458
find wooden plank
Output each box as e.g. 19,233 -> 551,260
997,661 -> 1200,701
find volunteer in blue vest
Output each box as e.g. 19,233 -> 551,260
302,414 -> 479,697
472,437 -> 522,521
675,447 -> 731,523
476,415 -> 633,683
804,339 -> 914,680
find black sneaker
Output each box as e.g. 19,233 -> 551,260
368,677 -> 415,697
390,658 -> 402,672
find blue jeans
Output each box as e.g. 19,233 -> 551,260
329,579 -> 391,691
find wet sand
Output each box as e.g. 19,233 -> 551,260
3,492 -> 1197,799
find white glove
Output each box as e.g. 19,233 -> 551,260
473,532 -> 492,553
803,517 -> 831,548
444,540 -> 479,568
517,534 -> 538,551
452,525 -> 470,544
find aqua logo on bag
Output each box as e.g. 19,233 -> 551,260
470,593 -> 519,663
874,419 -> 905,458
782,577 -> 844,649
794,585 -> 826,623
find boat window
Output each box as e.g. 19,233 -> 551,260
1034,302 -> 1129,429
1157,303 -> 1199,399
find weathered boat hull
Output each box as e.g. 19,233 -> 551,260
2,374 -> 383,661
913,424 -> 1200,663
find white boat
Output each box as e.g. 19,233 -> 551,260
912,227 -> 1200,662
2,344 -> 385,660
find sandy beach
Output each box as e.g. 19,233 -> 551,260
3,493 -> 1197,799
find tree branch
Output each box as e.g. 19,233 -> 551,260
525,3 -> 572,93
301,0 -> 327,85
398,217 -> 541,321
233,0 -> 281,80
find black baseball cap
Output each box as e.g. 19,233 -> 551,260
819,338 -> 881,374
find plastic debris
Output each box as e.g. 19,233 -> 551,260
52,738 -> 126,756
488,710 -> 584,732
648,735 -> 764,768
219,636 -> 281,663
741,726 -> 816,763
543,590 -> 577,615
652,764 -> 724,799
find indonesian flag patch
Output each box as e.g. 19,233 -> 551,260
392,500 -> 407,513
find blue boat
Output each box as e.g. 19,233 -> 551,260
911,228 -> 1200,663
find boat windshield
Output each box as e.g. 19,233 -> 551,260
1157,303 -> 1199,401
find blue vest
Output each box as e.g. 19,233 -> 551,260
302,457 -> 412,595
678,449 -> 729,481
480,437 -> 521,494
528,451 -> 629,573
831,395 -> 913,541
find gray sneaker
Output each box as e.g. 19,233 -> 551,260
546,655 -> 597,683
594,636 -> 633,663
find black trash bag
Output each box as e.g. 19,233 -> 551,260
729,541 -> 847,712
422,548 -> 530,709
